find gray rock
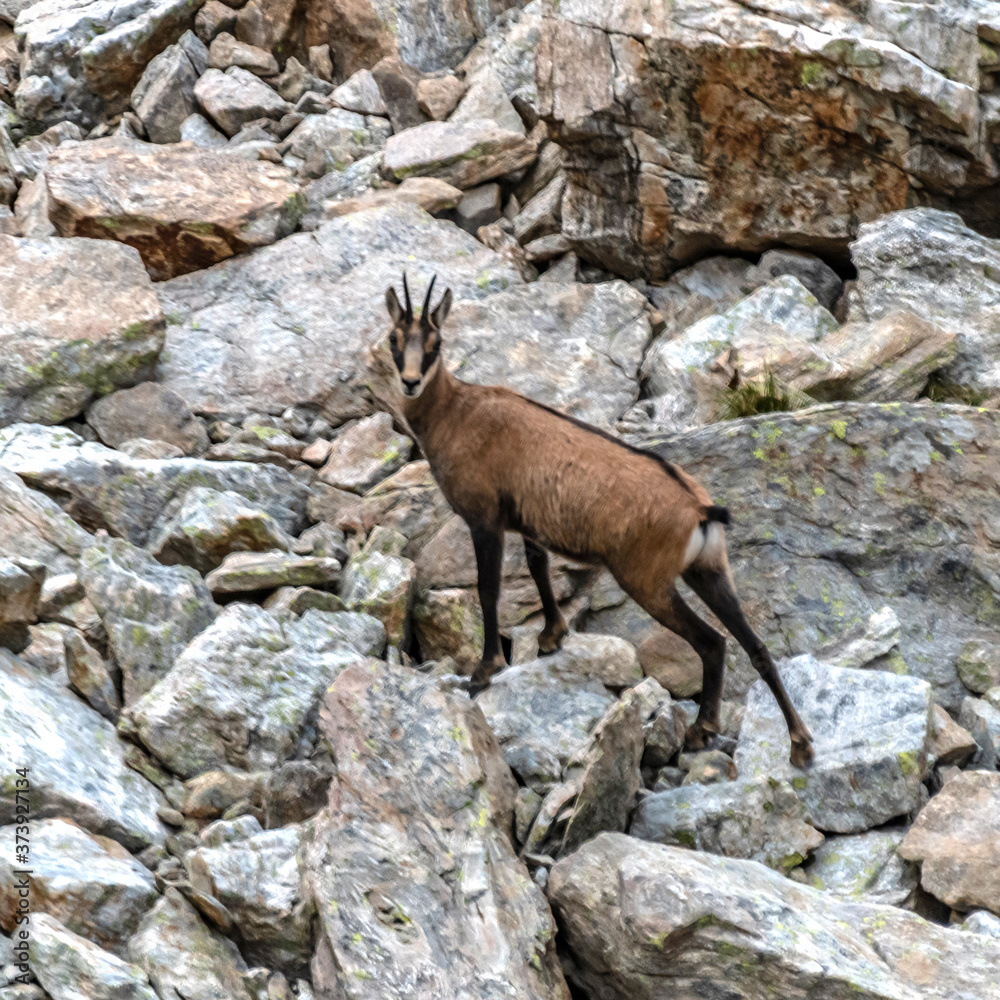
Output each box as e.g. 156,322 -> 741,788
848,208 -> 1000,398
179,111 -> 228,147
961,910 -> 1000,938
899,770 -> 1000,915
526,631 -> 642,689
0,556 -> 43,649
7,121 -> 83,182
383,119 -> 536,189
318,413 -> 413,494
204,551 -> 340,594
512,172 -> 563,245
20,621 -> 72,683
339,547 -> 415,648
186,818 -> 313,976
0,237 -> 163,427
281,110 -> 389,177
450,66 -> 525,134
958,695 -> 1000,769
87,383 -> 208,456
476,658 -> 614,793
128,888 -> 252,1000
193,0 -> 235,44
0,423 -> 309,546
118,438 -> 184,460
29,912 -> 158,1000
330,68 -> 386,115
150,487 -> 293,573
549,832 -> 1000,1000
130,30 -> 208,143
746,250 -> 843,311
129,605 -> 376,778
628,402 -> 1000,711
415,73 -> 466,120
369,55 -> 425,132
207,32 -> 277,76
303,660 -> 568,999
80,536 -> 216,705
64,627 -> 119,720
956,638 -> 1000,694
631,776 -> 824,871
455,181 -> 502,234
796,829 -> 918,907
0,650 -> 166,849
155,202 -> 522,422
735,656 -> 931,833
0,818 -> 157,956
927,703 -> 978,768
195,66 -> 288,136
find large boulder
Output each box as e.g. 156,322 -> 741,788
0,423 -> 309,546
45,139 -> 303,280
128,605 -> 377,778
735,657 -> 932,833
627,401 -> 1000,712
155,203 -> 523,423
13,0 -> 203,130
193,65 -> 288,135
86,382 -> 209,455
536,1 -> 996,279
548,832 -> 1000,1000
130,29 -> 208,143
0,649 -> 167,849
0,236 -> 164,426
303,660 -> 569,999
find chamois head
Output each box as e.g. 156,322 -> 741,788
384,273 -> 453,398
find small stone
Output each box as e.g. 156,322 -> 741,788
370,55 -> 425,132
156,806 -> 185,827
928,703 -> 978,767
208,32 -> 278,77
195,66 -> 289,136
455,182 -> 502,234
746,249 -> 843,310
331,68 -> 386,115
205,551 -> 340,593
679,749 -> 737,785
262,586 -> 343,616
308,45 -> 333,83
318,413 -> 413,494
64,628 -> 120,721
131,31 -> 209,144
416,74 -> 466,120
87,383 -> 208,456
339,548 -> 416,648
195,0 -> 237,44
958,696 -> 1000,769
957,639 -> 1000,694
300,437 -> 332,465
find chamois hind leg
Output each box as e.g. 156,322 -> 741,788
683,563 -> 815,768
523,538 -> 568,654
468,524 -> 507,695
634,586 -> 728,751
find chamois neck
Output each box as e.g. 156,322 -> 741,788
400,361 -> 460,440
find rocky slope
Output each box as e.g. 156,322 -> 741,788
2,1 -> 1000,998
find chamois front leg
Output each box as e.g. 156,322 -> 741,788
524,538 -> 568,654
468,525 -> 507,695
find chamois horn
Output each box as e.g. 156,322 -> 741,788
402,271 -> 413,323
420,274 -> 438,327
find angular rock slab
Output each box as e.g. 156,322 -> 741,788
475,658 -> 615,793
0,650 -> 166,849
29,912 -> 159,1000
80,536 -> 216,704
848,209 -> 1000,397
304,661 -> 569,1000
630,776 -> 824,872
0,423 -> 309,546
156,203 -> 523,422
45,139 -> 303,280
86,381 -> 208,455
0,236 -> 164,426
129,605 -> 376,778
629,402 -> 1000,711
339,547 -> 415,648
735,656 -> 931,833
204,550 -> 340,594
548,832 -> 1000,1000
0,818 -> 158,956
899,770 -> 1000,915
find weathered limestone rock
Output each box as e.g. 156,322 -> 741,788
631,776 -> 824,871
339,546 -> 415,648
45,139 -> 302,280
205,551 -> 340,593
537,3 -> 995,279
927,703 -> 978,767
628,402 -> 1000,711
130,30 -> 208,143
899,770 -> 1000,915
0,236 -> 163,426
745,250 -> 843,311
331,68 -> 386,115
156,203 -> 522,422
411,586 -> 484,664
957,639 -> 1000,694
87,382 -> 208,455
958,695 -> 1000,769
476,658 -> 614,793
0,555 -> 43,650
64,627 -> 120,720
281,110 -> 390,176
208,31 -> 277,75
0,650 -> 167,849
129,605 -> 374,778
549,833 -> 1000,1000
311,175 -> 463,225
150,487 -> 292,573
29,912 -> 159,1000
14,0 -> 204,130
796,829 -> 918,907
304,661 -> 569,999
80,536 -> 216,704
735,657 -> 931,833
848,209 -> 1000,397
317,412 -> 413,494
185,818 -> 313,976
416,73 -> 466,119
521,631 -> 642,688
383,119 -> 536,189
194,66 -> 289,135
451,66 -> 525,134
0,423 -> 309,546
0,818 -> 157,956
128,888 -> 252,1000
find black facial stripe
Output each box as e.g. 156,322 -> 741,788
390,346 -> 404,369
420,348 -> 439,374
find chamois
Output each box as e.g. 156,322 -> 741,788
384,275 -> 814,767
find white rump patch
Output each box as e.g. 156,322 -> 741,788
682,521 -> 725,569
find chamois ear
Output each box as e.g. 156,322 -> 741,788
385,286 -> 404,324
431,288 -> 452,330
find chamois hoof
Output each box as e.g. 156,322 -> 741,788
468,657 -> 506,697
536,625 -> 568,656
790,738 -> 815,769
683,719 -> 718,751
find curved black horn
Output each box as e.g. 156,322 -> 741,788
402,271 -> 413,322
421,274 -> 437,324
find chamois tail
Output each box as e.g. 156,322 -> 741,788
704,505 -> 731,526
